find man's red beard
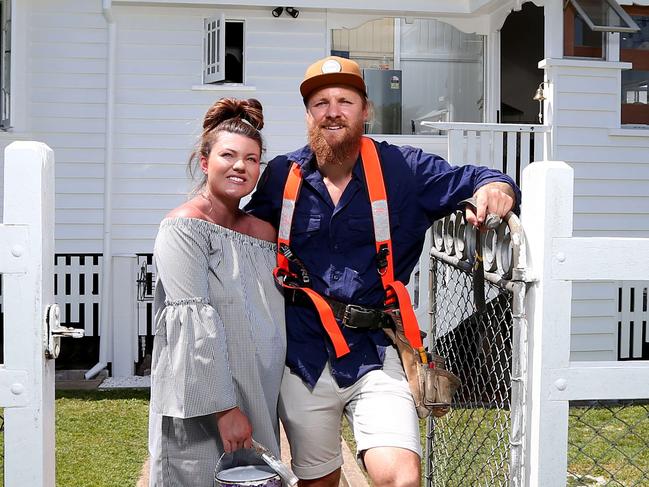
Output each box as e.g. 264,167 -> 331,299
308,118 -> 364,167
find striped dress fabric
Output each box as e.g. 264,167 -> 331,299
148,218 -> 286,486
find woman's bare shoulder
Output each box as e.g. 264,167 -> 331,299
165,199 -> 207,220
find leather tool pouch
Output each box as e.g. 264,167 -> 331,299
384,314 -> 461,419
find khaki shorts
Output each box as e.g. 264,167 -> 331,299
279,346 -> 421,480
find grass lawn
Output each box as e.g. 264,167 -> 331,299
1,393 -> 647,486
1,389 -> 150,487
567,404 -> 649,486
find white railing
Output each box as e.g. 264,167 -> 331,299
422,122 -> 551,184
0,142 -> 56,486
521,161 -> 649,486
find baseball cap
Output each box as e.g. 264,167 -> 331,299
299,56 -> 367,101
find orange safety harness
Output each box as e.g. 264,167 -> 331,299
274,137 -> 424,359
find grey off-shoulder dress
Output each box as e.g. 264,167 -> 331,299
148,218 -> 286,486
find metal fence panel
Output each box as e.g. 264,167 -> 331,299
424,210 -> 528,487
567,400 -> 649,487
427,263 -> 514,487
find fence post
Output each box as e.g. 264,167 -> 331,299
112,255 -> 138,377
2,141 -> 56,486
520,160 -> 574,486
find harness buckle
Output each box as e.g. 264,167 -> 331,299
342,304 -> 394,330
376,243 -> 390,276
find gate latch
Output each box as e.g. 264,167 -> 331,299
44,304 -> 84,359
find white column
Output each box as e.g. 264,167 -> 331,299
544,0 -> 563,59
111,255 -> 138,377
521,160 -> 574,487
3,141 -> 56,487
485,29 -> 501,123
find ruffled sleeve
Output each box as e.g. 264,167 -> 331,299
150,220 -> 237,418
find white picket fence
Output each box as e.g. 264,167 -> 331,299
521,161 -> 649,486
0,142 -> 57,486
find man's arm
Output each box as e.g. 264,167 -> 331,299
394,144 -> 521,224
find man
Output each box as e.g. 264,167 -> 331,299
246,56 -> 519,487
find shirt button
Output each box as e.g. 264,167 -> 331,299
332,271 -> 341,281
333,244 -> 339,251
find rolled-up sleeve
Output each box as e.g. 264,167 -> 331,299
399,145 -> 521,222
150,222 -> 237,419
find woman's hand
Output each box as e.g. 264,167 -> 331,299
216,407 -> 253,453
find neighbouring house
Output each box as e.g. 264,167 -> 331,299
0,0 -> 647,375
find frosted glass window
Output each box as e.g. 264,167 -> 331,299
331,18 -> 484,135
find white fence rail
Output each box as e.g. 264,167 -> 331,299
521,161 -> 649,486
1,142 -> 56,486
422,122 -> 550,184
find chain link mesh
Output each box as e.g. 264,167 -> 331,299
567,400 -> 649,486
426,260 -> 514,487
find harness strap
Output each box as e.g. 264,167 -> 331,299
359,138 -> 424,350
275,163 -> 350,358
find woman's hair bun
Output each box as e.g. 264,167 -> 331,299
203,97 -> 263,132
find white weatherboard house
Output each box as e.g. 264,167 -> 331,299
0,0 -> 648,375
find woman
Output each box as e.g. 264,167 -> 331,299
148,98 -> 285,486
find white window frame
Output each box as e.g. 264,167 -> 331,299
1,0 -> 11,130
569,0 -> 640,33
203,14 -> 226,84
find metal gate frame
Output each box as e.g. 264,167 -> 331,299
423,206 -> 530,487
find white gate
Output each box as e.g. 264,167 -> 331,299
0,142 -> 81,486
522,161 -> 649,485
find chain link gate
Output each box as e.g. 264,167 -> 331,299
423,210 -> 529,487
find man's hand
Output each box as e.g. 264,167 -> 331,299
216,407 -> 253,453
465,182 -> 516,228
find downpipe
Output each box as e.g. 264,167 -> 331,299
86,0 -> 115,380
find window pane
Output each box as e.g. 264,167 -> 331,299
575,16 -> 603,48
621,15 -> 649,50
571,0 -> 636,31
622,71 -> 648,104
400,19 -> 484,129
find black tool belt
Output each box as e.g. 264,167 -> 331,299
287,288 -> 394,330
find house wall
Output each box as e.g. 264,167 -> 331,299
542,58 -> 649,361
108,3 -> 328,254
27,0 -> 108,253
7,0 -> 328,254
4,1 -> 448,256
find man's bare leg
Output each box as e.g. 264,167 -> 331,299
364,446 -> 420,487
298,468 -> 341,487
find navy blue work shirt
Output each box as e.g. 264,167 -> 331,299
245,140 -> 520,388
